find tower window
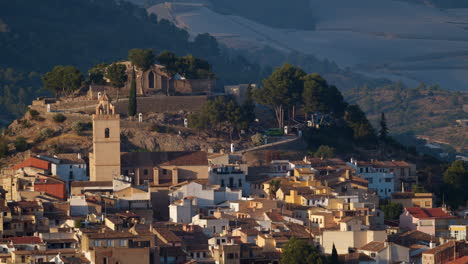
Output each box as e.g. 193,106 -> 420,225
105,128 -> 110,138
149,71 -> 155,89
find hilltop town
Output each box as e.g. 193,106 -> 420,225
0,50 -> 466,264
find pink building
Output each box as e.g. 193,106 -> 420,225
399,207 -> 459,237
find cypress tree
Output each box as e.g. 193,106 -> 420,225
379,112 -> 388,140
128,69 -> 137,117
331,243 -> 340,264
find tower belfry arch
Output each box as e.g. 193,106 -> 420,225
89,93 -> 121,181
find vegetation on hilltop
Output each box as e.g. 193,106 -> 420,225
442,160 -> 468,209
0,0 -> 269,124
344,83 -> 468,154
0,69 -> 44,126
280,237 -> 328,264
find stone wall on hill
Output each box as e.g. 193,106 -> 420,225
113,96 -> 209,115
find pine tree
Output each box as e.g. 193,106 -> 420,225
128,69 -> 137,117
331,243 -> 340,264
379,112 -> 388,140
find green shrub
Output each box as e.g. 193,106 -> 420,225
251,133 -> 264,146
0,140 -> 9,158
264,128 -> 283,137
20,119 -> 32,128
52,113 -> 66,123
40,128 -> 54,139
14,137 -> 28,152
28,109 -> 40,118
313,145 -> 335,159
72,121 -> 85,134
152,124 -> 177,134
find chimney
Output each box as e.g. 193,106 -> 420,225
77,153 -> 81,160
429,240 -> 436,249
172,167 -> 179,185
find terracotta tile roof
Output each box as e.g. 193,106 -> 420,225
301,194 -> 333,200
71,181 -> 112,188
9,201 -> 42,209
265,211 -> 284,222
293,186 -> 314,195
8,236 -> 43,244
239,228 -> 260,236
423,240 -> 457,255
85,231 -> 135,239
11,157 -> 50,171
339,253 -> 376,262
121,151 -> 208,167
60,255 -> 90,264
290,160 -> 310,166
447,256 -> 468,264
392,192 -> 433,199
359,241 -> 386,252
340,216 -> 357,223
55,153 -> 86,164
153,227 -> 182,243
406,207 -> 455,219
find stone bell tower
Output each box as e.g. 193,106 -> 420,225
89,94 -> 121,182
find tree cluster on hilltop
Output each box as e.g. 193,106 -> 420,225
188,90 -> 255,140
252,63 -> 377,145
0,0 -> 270,124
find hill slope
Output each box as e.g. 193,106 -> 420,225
344,85 -> 468,154
150,0 -> 468,91
0,0 -> 267,124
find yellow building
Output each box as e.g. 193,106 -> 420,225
391,192 -> 434,208
89,94 -> 121,182
449,225 -> 467,241
293,167 -> 316,182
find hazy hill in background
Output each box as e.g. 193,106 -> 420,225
150,0 -> 468,91
0,0 -> 466,156
0,0 -> 268,123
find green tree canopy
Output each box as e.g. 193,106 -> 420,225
280,237 -> 327,264
157,50 -> 178,75
87,63 -> 108,85
176,54 -> 214,79
314,145 -> 335,159
156,51 -> 214,79
443,160 -> 468,209
42,66 -> 84,96
239,84 -> 256,130
128,48 -> 156,71
379,112 -> 388,140
344,104 -> 376,142
302,73 -> 347,118
192,33 -> 220,58
105,63 -> 127,89
302,73 -> 329,114
188,96 -> 251,139
380,202 -> 403,220
254,63 -> 305,128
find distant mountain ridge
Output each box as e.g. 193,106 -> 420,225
150,0 -> 468,91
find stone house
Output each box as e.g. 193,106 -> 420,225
399,207 -> 467,237
358,241 -> 410,264
88,61 -> 215,99
391,192 -> 434,208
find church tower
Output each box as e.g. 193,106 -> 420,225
89,94 -> 121,181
